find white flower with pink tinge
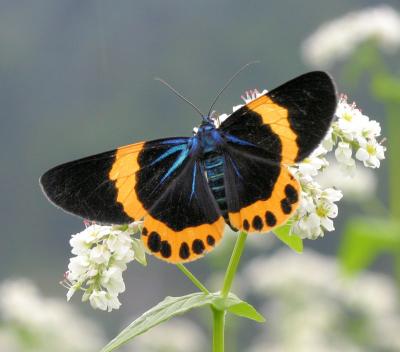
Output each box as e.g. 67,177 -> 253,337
62,222 -> 146,312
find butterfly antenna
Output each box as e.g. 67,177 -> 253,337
154,77 -> 204,118
207,60 -> 260,117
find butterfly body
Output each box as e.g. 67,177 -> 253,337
41,71 -> 337,263
195,122 -> 234,225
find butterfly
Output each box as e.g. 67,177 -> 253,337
40,71 -> 337,263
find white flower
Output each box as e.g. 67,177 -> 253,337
292,213 -> 322,239
321,187 -> 343,203
291,182 -> 342,240
89,290 -> 121,312
217,89 -> 267,126
241,89 -> 268,103
100,266 -> 125,296
321,128 -> 334,152
89,243 -> 111,264
336,103 -> 364,140
360,118 -> 381,141
302,5 -> 400,67
334,142 -> 353,164
89,290 -> 108,311
67,255 -> 90,281
298,146 -> 328,177
356,139 -> 386,168
315,198 -> 338,232
105,294 -> 122,311
63,222 -> 145,311
332,96 -> 385,173
290,151 -> 343,240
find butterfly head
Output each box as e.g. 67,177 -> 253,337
195,121 -> 223,153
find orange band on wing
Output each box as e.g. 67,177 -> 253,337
247,96 -> 299,164
109,143 -> 147,221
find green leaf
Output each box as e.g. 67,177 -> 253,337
339,217 -> 400,275
131,238 -> 147,266
101,292 -> 265,351
273,224 -> 303,253
100,293 -> 215,352
211,293 -> 265,322
226,302 -> 265,322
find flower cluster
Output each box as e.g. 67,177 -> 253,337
0,279 -> 104,351
63,222 -> 146,312
334,96 -> 385,169
302,5 -> 400,67
219,90 -> 385,240
289,95 -> 385,239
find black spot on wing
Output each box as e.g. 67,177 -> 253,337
192,239 -> 205,254
285,184 -> 298,204
179,242 -> 190,259
265,211 -> 277,227
160,241 -> 172,258
280,198 -> 292,214
252,215 -> 263,230
148,232 -> 161,252
207,235 -> 215,246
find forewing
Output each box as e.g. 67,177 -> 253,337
40,137 -> 189,224
220,71 -> 337,164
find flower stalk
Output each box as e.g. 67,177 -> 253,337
212,231 -> 248,352
212,307 -> 225,352
221,231 -> 248,298
176,264 -> 210,295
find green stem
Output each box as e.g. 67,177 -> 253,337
176,263 -> 210,295
212,307 -> 225,352
211,231 -> 248,352
179,232 -> 248,352
221,231 -> 248,298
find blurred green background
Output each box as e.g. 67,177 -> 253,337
0,1 -> 399,351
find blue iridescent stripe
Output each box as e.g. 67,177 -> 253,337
190,163 -> 197,201
150,144 -> 187,166
225,134 -> 255,146
159,138 -> 189,145
159,148 -> 190,184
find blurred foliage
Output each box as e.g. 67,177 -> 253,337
340,217 -> 400,275
339,41 -> 400,280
